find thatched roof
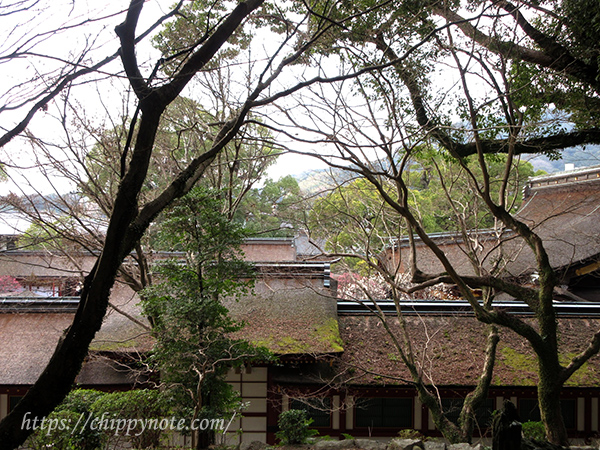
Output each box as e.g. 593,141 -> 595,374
0,281 -> 153,386
0,258 -> 337,386
514,167 -> 600,277
89,284 -> 152,353
77,354 -> 148,386
0,313 -> 74,385
337,314 -> 600,387
225,267 -> 342,355
0,310 -> 151,386
384,166 -> 600,283
0,252 -> 95,278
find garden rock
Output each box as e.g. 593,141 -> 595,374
355,438 -> 388,450
449,444 -> 480,450
387,438 -> 425,450
424,440 -> 446,450
521,439 -> 567,450
315,439 -> 358,450
240,441 -> 268,450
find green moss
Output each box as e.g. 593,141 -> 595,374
560,353 -> 600,386
253,335 -> 316,354
90,324 -> 151,351
90,338 -> 146,352
252,335 -> 310,353
277,336 -> 312,353
315,318 -> 344,352
495,348 -> 600,388
388,353 -> 400,362
496,346 -> 537,386
90,342 -> 124,351
252,318 -> 343,354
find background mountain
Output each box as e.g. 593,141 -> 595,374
526,145 -> 600,173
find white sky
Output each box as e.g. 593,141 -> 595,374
0,0 -> 332,196
0,1 -> 579,199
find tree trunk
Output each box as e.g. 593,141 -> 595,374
538,372 -> 568,445
192,379 -> 215,450
536,266 -> 569,446
413,382 -> 463,444
458,325 -> 499,442
196,430 -> 214,450
0,261 -> 113,448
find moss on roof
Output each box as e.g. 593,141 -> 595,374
226,284 -> 342,355
338,315 -> 600,388
250,317 -> 343,354
495,346 -> 537,386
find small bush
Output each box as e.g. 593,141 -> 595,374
58,389 -> 105,415
59,389 -> 106,450
90,389 -> 169,449
25,389 -> 106,450
522,421 -> 546,440
275,409 -> 319,445
397,429 -> 427,440
27,410 -> 81,450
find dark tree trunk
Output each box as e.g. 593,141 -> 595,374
196,430 -> 214,450
458,325 -> 499,442
0,105 -> 164,450
538,373 -> 568,445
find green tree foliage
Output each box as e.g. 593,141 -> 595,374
19,218 -> 86,252
90,390 -> 169,449
275,409 -> 319,445
309,177 -> 403,270
405,153 -> 539,232
148,4 -> 283,222
234,175 -> 305,237
521,421 -> 546,441
83,97 -> 278,220
305,0 -> 600,162
309,155 -> 537,260
141,186 -> 269,449
26,389 -> 105,450
26,410 -> 81,450
152,1 -> 252,74
79,96 -> 279,292
151,1 -> 298,74
509,0 -> 600,129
